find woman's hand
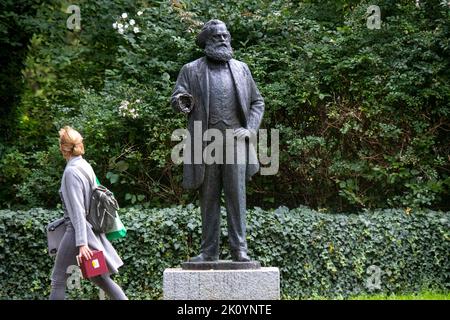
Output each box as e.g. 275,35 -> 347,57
78,245 -> 93,261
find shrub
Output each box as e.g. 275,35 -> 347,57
0,206 -> 448,299
1,0 -> 449,212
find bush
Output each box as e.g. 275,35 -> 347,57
1,0 -> 449,212
0,206 -> 448,299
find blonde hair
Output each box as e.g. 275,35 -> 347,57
59,126 -> 85,159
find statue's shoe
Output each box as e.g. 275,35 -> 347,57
189,253 -> 219,262
231,251 -> 251,262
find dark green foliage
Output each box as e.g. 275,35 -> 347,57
1,0 -> 449,211
0,0 -> 45,143
0,207 -> 448,299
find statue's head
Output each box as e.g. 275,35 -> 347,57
196,19 -> 233,63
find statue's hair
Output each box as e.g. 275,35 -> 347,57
59,126 -> 84,159
196,19 -> 230,49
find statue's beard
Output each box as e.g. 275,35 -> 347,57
205,41 -> 233,63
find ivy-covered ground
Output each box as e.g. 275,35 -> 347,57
350,291 -> 450,300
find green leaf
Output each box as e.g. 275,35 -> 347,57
115,161 -> 129,172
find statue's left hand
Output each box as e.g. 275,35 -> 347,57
177,93 -> 194,113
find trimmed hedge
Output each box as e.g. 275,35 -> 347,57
0,206 -> 448,299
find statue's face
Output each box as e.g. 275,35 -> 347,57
210,25 -> 230,46
205,24 -> 233,62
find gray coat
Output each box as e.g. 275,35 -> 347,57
171,57 -> 265,189
60,156 -> 123,274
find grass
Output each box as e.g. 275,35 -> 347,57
283,291 -> 450,300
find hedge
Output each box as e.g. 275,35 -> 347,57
0,206 -> 448,299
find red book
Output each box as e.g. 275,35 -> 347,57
76,250 -> 109,279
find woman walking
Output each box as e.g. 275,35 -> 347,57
49,126 -> 127,300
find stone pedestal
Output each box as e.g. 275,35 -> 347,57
163,266 -> 280,300
181,260 -> 261,270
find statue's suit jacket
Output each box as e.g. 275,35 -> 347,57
171,57 -> 265,190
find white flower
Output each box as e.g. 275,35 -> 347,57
137,11 -> 143,16
117,23 -> 123,29
118,100 -> 140,118
133,27 -> 140,33
124,24 -> 129,29
122,13 -> 128,19
118,28 -> 124,34
112,22 -> 117,29
129,19 -> 135,26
